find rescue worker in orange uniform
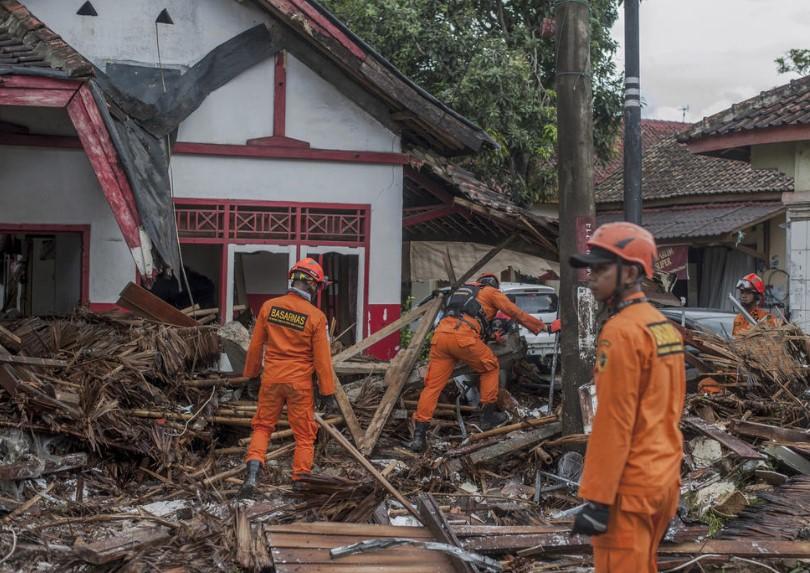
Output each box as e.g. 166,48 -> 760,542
238,258 -> 335,498
569,222 -> 686,573
732,273 -> 779,336
408,273 -> 560,452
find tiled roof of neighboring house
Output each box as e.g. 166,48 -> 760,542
0,0 -> 91,76
598,202 -> 784,241
594,119 -> 688,184
595,135 -> 793,204
681,75 -> 810,142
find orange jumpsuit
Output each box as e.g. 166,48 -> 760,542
578,293 -> 686,572
243,292 -> 334,479
732,307 -> 779,336
414,286 -> 545,422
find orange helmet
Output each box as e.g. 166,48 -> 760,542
477,273 -> 500,288
736,273 -> 765,297
289,257 -> 325,286
570,222 -> 657,279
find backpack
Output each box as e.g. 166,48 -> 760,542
443,284 -> 489,335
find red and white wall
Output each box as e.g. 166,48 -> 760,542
4,0 -> 404,355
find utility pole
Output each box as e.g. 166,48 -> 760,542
623,0 -> 642,224
555,0 -> 596,436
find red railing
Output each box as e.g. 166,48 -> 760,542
175,202 -> 366,245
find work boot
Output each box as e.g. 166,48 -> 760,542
480,404 -> 507,430
408,421 -> 430,452
237,460 -> 260,499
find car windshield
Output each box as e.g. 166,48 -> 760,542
692,316 -> 734,338
507,292 -> 557,314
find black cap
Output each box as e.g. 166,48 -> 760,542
569,246 -> 618,269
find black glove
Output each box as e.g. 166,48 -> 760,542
571,501 -> 610,536
319,395 -> 339,414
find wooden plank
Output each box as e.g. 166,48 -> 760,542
73,527 -> 172,565
116,282 -> 199,327
265,523 -> 431,538
314,414 -> 420,521
467,415 -> 558,442
271,546 -> 454,566
442,247 -> 457,284
730,419 -> 810,444
462,532 -> 589,553
330,366 -> 365,447
331,302 -> 432,364
333,362 -> 390,375
763,445 -> 810,474
0,364 -> 19,396
0,452 -> 88,481
468,422 -> 561,465
452,525 -> 567,537
683,416 -> 765,459
360,296 -> 443,456
268,532 -> 435,549
276,563 -> 448,573
658,539 -> 810,557
0,325 -> 22,352
0,354 -> 67,368
417,493 -> 474,573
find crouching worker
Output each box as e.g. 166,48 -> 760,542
408,273 -> 560,452
238,258 -> 336,499
569,222 -> 686,573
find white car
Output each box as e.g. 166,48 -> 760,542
499,282 -> 559,367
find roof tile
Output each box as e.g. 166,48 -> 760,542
595,134 -> 793,203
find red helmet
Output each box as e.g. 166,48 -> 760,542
477,273 -> 500,288
290,257 -> 325,286
570,222 -> 657,279
737,273 -> 765,297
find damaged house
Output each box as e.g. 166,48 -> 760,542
0,0 -> 500,357
595,120 -> 793,311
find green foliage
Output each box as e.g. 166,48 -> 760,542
776,48 -> 810,75
323,0 -> 623,205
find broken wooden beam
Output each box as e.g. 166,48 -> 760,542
73,527 -> 173,565
331,302 -> 433,364
333,361 -> 390,375
0,325 -> 22,352
468,415 -> 557,442
330,364 -> 365,447
683,416 -> 765,459
117,282 -> 199,327
417,493 -> 475,573
730,419 -> 810,444
763,445 -> 810,474
360,296 -> 443,455
467,422 -> 561,465
0,354 -> 67,368
0,452 -> 88,481
314,413 -> 421,522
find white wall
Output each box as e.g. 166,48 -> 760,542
171,155 -> 403,305
285,54 -> 400,152
0,146 -> 134,303
22,0 -> 269,69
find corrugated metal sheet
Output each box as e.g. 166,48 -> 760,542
598,202 -> 784,240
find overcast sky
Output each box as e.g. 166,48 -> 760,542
611,0 -> 810,123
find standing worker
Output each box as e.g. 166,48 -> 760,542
733,273 -> 778,336
409,273 -> 559,452
569,222 -> 685,573
238,257 -> 336,498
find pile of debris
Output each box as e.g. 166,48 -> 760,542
0,276 -> 808,571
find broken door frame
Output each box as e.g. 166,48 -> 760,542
225,244 -> 297,323
0,223 -> 91,308
300,245 -> 366,343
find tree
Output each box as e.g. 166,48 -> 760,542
776,49 -> 810,76
323,0 -> 623,204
